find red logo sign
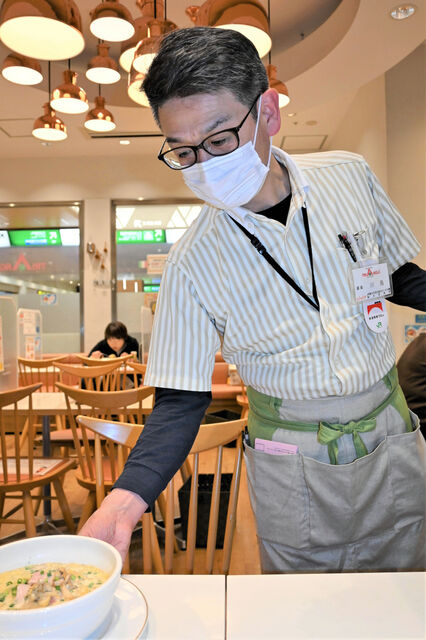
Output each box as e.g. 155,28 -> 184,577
0,253 -> 47,272
367,301 -> 383,314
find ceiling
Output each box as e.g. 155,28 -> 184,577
0,0 -> 424,159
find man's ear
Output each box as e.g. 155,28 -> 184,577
261,88 -> 281,136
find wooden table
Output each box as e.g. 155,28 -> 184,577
226,572 -> 425,639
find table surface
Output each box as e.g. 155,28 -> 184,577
4,391 -> 154,415
226,572 -> 426,639
125,575 -> 225,640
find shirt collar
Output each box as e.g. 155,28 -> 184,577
225,146 -> 310,232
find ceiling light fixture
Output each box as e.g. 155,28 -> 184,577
86,43 -> 120,84
84,92 -> 116,132
127,67 -> 150,107
32,61 -> 67,142
51,67 -> 89,114
0,0 -> 84,60
90,0 -> 135,42
132,1 -> 177,74
265,0 -> 289,109
389,4 -> 416,19
187,0 -> 271,59
120,139 -> 130,145
1,52 -> 42,85
119,0 -> 159,73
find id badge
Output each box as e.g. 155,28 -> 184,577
363,298 -> 388,333
350,259 -> 392,304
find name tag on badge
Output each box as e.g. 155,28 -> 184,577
363,298 -> 388,333
351,261 -> 392,304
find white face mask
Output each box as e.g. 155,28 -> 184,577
182,95 -> 271,210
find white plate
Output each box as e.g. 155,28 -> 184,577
87,578 -> 149,640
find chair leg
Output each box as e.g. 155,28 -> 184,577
0,493 -> 4,536
23,491 -> 37,538
180,458 -> 192,484
33,486 -> 43,516
52,477 -> 76,533
142,514 -> 152,574
150,518 -> 164,574
77,492 -> 96,532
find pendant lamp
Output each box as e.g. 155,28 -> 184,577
132,16 -> 176,74
32,102 -> 67,141
186,0 -> 271,59
1,52 -> 42,85
90,0 -> 135,42
127,67 -> 149,107
86,43 -> 120,84
0,0 -> 84,61
84,95 -> 116,132
266,64 -> 290,108
51,69 -> 89,114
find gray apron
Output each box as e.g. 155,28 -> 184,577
244,366 -> 426,572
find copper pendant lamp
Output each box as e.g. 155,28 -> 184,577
1,52 -> 42,85
0,0 -> 84,61
132,16 -> 176,74
86,43 -> 120,84
267,64 -> 290,108
90,0 -> 135,42
127,67 -> 149,107
50,69 -> 89,114
33,102 -> 67,141
84,94 -> 116,132
186,0 -> 271,59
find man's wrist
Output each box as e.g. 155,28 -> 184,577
104,488 -> 148,528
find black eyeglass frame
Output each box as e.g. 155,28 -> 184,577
157,94 -> 261,170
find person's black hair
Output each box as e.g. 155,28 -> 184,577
142,27 -> 269,125
105,321 -> 128,341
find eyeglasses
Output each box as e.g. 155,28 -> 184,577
158,94 -> 260,170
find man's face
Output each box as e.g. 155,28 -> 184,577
157,90 -> 271,167
107,337 -> 125,353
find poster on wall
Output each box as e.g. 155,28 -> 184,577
25,336 -> 35,359
0,316 -> 4,373
143,292 -> 158,314
17,308 -> 42,359
146,254 -> 167,275
404,325 -> 426,343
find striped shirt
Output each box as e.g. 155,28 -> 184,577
144,149 -> 420,400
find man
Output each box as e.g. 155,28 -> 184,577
80,27 -> 425,572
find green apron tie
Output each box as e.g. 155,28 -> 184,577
317,417 -> 377,465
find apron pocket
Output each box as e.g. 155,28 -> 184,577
302,438 -> 397,547
244,443 -> 310,549
386,413 -> 425,531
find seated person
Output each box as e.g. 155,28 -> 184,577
89,321 -> 139,359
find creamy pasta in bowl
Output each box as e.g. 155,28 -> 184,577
0,535 -> 122,639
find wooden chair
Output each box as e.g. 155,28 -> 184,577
43,361 -> 124,455
76,415 -> 246,575
236,384 -> 249,420
55,383 -> 155,532
121,362 -> 147,389
76,354 -> 134,367
0,383 -> 77,538
17,356 -> 68,443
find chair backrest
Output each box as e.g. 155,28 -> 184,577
211,362 -> 229,384
0,383 -> 42,484
76,414 -> 246,575
56,383 -> 154,486
55,361 -> 123,391
123,362 -> 147,388
17,356 -> 68,391
76,354 -> 134,367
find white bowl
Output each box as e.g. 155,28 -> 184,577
0,535 -> 122,639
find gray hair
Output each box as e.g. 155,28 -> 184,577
142,27 -> 269,125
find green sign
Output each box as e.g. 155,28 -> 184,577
143,285 -> 160,292
116,229 -> 165,244
9,229 -> 61,246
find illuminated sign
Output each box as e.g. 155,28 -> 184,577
116,229 -> 165,244
59,228 -> 80,246
0,231 -> 10,248
9,229 -> 61,246
143,285 -> 160,292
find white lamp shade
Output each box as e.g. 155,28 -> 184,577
127,71 -> 149,107
90,16 -> 135,42
33,126 -> 67,141
132,52 -> 156,74
86,66 -> 120,84
0,17 -> 84,61
119,45 -> 136,73
218,24 -> 271,58
1,53 -> 42,85
84,118 -> 116,132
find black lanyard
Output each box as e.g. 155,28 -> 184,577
230,207 -> 320,312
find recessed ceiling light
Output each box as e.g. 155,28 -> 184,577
41,142 -> 51,147
287,113 -> 297,117
137,197 -> 144,201
120,139 -> 130,145
390,4 -> 416,19
9,203 -> 15,207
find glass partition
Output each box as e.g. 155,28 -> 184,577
0,202 -> 83,354
114,200 -> 201,357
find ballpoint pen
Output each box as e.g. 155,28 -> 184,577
338,233 -> 357,262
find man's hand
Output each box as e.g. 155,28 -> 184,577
78,488 -> 148,563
